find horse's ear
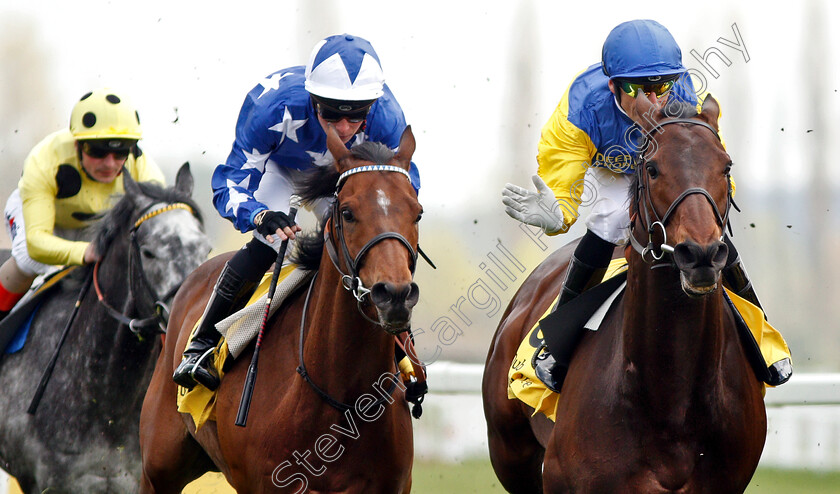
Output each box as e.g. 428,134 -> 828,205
325,123 -> 352,172
175,162 -> 194,197
627,92 -> 657,131
698,94 -> 721,131
122,167 -> 142,202
394,126 -> 416,170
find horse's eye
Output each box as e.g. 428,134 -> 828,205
415,210 -> 423,223
141,248 -> 156,260
724,163 -> 732,175
341,208 -> 355,222
646,164 -> 659,179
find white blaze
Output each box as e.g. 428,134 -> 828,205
377,189 -> 391,216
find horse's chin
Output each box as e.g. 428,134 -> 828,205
378,309 -> 413,335
679,272 -> 720,298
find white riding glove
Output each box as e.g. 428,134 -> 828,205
502,175 -> 566,234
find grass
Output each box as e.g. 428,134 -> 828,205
411,461 -> 840,493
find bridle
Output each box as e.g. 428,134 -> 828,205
629,118 -> 734,265
323,164 -> 428,329
94,202 -> 198,337
296,163 -> 422,411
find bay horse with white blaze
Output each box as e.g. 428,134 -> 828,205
482,94 -> 766,493
140,126 -> 422,493
0,164 -> 210,493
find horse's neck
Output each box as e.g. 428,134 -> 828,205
89,238 -> 156,380
622,261 -> 726,401
302,268 -> 395,397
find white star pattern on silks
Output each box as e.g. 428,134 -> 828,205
225,187 -> 251,215
241,148 -> 271,173
257,72 -> 292,98
227,175 -> 251,191
268,107 -> 306,143
306,150 -> 334,167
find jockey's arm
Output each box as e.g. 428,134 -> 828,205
535,95 -> 597,235
18,154 -> 89,266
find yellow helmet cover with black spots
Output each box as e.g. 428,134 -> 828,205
69,88 -> 143,140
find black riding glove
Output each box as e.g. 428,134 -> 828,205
253,210 -> 295,236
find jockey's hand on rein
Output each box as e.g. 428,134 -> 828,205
502,175 -> 566,235
254,210 -> 298,241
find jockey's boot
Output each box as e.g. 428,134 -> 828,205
534,231 -> 614,393
173,262 -> 257,391
722,255 -> 792,386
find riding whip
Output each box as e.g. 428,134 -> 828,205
28,268 -> 95,414
235,195 -> 301,427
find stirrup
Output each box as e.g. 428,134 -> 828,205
766,358 -> 792,386
532,344 -> 563,393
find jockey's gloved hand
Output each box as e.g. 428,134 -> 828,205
502,175 -> 566,234
253,209 -> 296,237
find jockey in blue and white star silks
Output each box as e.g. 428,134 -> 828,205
174,34 -> 420,391
211,36 -> 420,233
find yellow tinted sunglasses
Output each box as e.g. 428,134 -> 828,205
618,79 -> 675,98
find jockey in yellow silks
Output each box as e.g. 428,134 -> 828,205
0,89 -> 164,321
501,19 -> 791,394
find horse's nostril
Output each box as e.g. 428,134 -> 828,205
673,242 -> 700,269
370,282 -> 418,309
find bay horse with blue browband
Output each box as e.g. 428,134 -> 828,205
0,164 -> 210,493
140,125 -> 422,493
482,94 -> 766,493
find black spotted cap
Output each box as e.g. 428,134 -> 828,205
69,88 -> 143,140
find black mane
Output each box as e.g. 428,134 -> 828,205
290,141 -> 396,271
92,180 -> 203,258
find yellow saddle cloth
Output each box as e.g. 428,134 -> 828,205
176,264 -> 301,430
507,258 -> 792,422
176,265 -> 421,430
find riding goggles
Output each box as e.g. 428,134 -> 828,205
617,78 -> 677,98
312,94 -> 375,123
316,103 -> 371,123
82,140 -> 133,160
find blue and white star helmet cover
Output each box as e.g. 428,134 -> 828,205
304,34 -> 386,101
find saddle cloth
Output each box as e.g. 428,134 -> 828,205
176,265 -> 426,430
507,258 -> 792,422
177,264 -> 309,430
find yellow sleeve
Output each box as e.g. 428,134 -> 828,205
536,91 -> 597,235
129,152 -> 165,185
19,144 -> 88,266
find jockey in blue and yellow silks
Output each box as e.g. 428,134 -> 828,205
173,34 -> 421,391
502,19 -> 792,393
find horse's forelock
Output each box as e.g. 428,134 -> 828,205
93,180 -> 203,256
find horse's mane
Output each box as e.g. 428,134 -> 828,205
290,141 -> 396,271
628,100 -> 703,215
92,180 -> 203,258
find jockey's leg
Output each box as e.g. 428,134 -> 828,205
172,238 -> 273,390
535,229 -> 615,393
0,257 -> 35,321
722,236 -> 791,386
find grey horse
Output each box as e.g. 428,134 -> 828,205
0,164 -> 211,493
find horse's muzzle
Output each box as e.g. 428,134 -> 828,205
672,240 -> 728,297
370,281 -> 420,332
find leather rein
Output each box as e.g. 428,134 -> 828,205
628,118 -> 735,266
93,202 -> 197,337
298,164 -> 428,416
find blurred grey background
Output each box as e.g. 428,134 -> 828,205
1,0 -> 837,372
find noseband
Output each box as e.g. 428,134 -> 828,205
629,118 -> 733,265
323,165 -> 419,326
95,202 -> 197,337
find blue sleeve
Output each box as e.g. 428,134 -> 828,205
366,86 -> 421,195
212,86 -> 283,233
